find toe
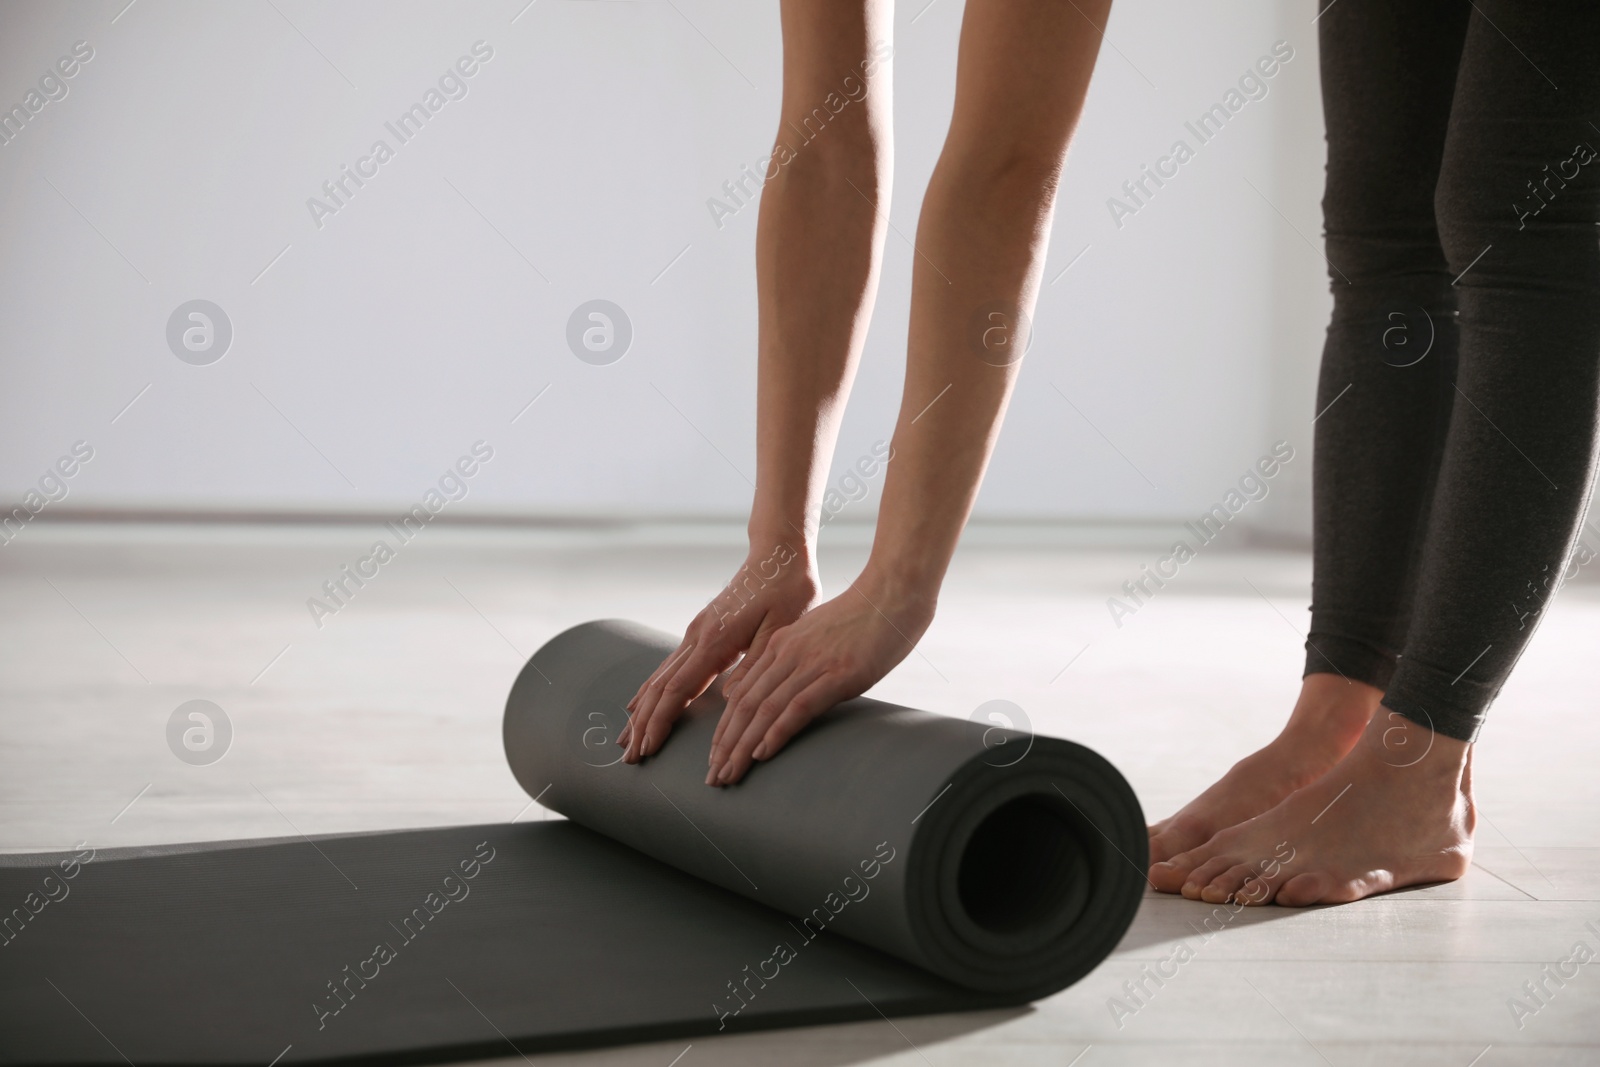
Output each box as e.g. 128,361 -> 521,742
1235,868 -> 1276,905
1200,863 -> 1260,905
1150,847 -> 1206,893
1147,832 -> 1175,867
1181,856 -> 1236,900
1275,871 -> 1335,907
1149,816 -> 1209,866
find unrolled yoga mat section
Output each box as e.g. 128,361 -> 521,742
0,619 -> 1145,1066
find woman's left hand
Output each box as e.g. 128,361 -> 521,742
706,574 -> 936,786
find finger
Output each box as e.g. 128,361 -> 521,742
711,640 -> 782,762
628,639 -> 695,727
632,635 -> 744,762
706,693 -> 763,784
626,641 -> 696,762
725,618 -> 780,691
720,643 -> 767,710
721,672 -> 837,784
628,639 -> 694,715
716,666 -> 824,785
723,617 -> 789,703
707,649 -> 792,783
640,640 -> 739,758
633,702 -> 686,762
751,675 -> 845,763
704,659 -> 784,783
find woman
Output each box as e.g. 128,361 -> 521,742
625,0 -> 1600,908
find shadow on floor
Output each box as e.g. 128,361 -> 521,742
1112,890 -> 1304,954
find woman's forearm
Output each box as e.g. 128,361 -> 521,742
746,149 -> 889,552
859,157 -> 1057,605
746,4 -> 893,556
860,2 -> 1104,605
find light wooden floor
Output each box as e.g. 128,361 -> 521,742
3,523 -> 1597,1065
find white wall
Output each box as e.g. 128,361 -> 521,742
0,0 -> 1326,528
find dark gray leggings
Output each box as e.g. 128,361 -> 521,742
1305,0 -> 1600,741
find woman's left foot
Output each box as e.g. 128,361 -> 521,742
1149,708 -> 1475,906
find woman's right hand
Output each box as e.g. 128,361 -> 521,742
620,541 -> 819,763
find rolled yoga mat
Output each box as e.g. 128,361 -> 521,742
0,619 -> 1145,1065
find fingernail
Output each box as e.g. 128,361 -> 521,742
617,726 -> 631,746
752,742 -> 767,760
640,736 -> 654,758
717,764 -> 733,784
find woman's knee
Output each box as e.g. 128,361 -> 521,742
773,82 -> 889,180
934,138 -> 1066,207
1435,138 -> 1600,286
1322,167 -> 1449,290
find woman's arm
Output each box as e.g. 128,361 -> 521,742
622,0 -> 895,763
706,0 -> 1111,785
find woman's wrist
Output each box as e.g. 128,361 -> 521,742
741,513 -> 818,591
747,509 -> 816,561
855,548 -> 943,619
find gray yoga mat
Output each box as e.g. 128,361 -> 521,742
0,619 -> 1145,1065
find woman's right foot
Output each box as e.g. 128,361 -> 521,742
1147,674 -> 1382,865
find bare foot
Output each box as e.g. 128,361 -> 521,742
1149,707 -> 1475,906
1147,674 -> 1381,864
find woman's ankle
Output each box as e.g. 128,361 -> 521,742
1267,674 -> 1382,767
1356,705 -> 1474,781
1287,674 -> 1382,728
